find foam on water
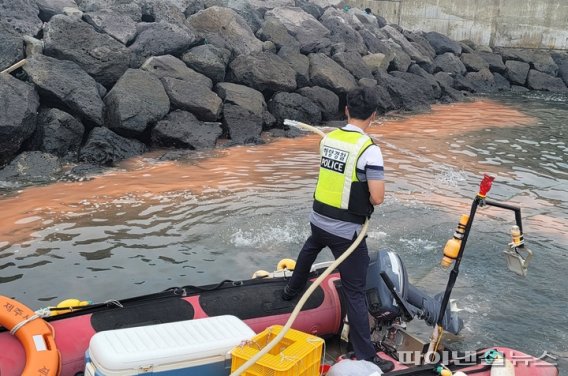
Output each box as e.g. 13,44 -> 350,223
14,216 -> 42,225
366,231 -> 388,240
229,220 -> 309,248
397,237 -> 439,253
434,167 -> 468,187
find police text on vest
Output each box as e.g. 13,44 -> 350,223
321,146 -> 349,173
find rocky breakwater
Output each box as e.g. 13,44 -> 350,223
1,0 -> 567,186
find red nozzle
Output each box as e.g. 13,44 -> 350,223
478,174 -> 495,197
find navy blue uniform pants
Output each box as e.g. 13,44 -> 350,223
286,223 -> 376,360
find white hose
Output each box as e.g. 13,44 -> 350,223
1,59 -> 27,74
230,119 -> 370,376
284,119 -> 327,138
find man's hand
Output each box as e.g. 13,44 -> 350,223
368,180 -> 385,206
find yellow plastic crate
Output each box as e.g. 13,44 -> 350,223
231,325 -> 324,376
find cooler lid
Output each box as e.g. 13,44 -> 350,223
88,315 -> 255,370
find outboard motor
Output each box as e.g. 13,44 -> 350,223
365,249 -> 410,323
365,249 -> 463,335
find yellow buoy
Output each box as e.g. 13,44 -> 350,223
277,259 -> 296,271
252,270 -> 270,279
50,298 -> 90,316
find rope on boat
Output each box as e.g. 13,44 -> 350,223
9,314 -> 40,335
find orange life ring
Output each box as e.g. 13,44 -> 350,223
0,296 -> 60,376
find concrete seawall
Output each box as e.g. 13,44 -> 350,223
347,0 -> 568,49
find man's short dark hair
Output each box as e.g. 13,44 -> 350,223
346,87 -> 378,120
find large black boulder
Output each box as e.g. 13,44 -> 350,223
424,31 -> 461,55
308,53 -> 357,95
320,9 -> 367,55
463,69 -> 497,93
222,104 -> 263,144
35,108 -> 85,159
386,42 -> 412,72
277,46 -> 310,88
80,126 -> 147,165
434,53 -> 466,76
0,0 -> 43,36
268,92 -> 322,126
36,0 -> 79,21
551,51 -> 568,67
204,0 -> 265,33
459,41 -> 474,54
0,152 -> 62,183
453,75 -> 477,93
332,52 -> 373,80
526,70 -> 567,92
294,0 -> 324,19
390,71 -> 439,99
43,15 -> 131,87
256,17 -> 300,51
141,55 -> 212,89
403,31 -> 436,59
264,7 -> 331,54
104,69 -> 170,138
358,29 -> 383,54
162,77 -> 222,121
184,0 -> 205,17
23,54 -> 104,126
505,60 -> 530,86
0,23 -> 24,72
383,25 -> 432,65
135,0 -> 188,26
362,53 -> 392,74
129,21 -> 200,67
0,74 -> 39,167
460,53 -> 489,72
478,52 -> 506,73
407,64 -> 442,98
151,110 -> 223,150
296,86 -> 339,120
434,72 -> 454,89
433,72 -> 467,102
374,71 -> 430,113
215,82 -> 267,120
83,10 -> 138,45
187,6 -> 263,56
493,72 -> 511,91
76,0 -> 143,21
228,52 -> 297,93
181,45 -> 231,83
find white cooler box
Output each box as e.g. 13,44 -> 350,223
84,315 -> 255,375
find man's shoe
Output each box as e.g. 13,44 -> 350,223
281,285 -> 299,301
368,355 -> 395,373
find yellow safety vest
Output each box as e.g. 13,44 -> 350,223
313,128 -> 374,224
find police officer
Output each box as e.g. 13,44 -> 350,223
282,87 -> 394,372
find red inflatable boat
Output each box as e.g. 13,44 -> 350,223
0,270 -> 345,376
0,266 -> 559,376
